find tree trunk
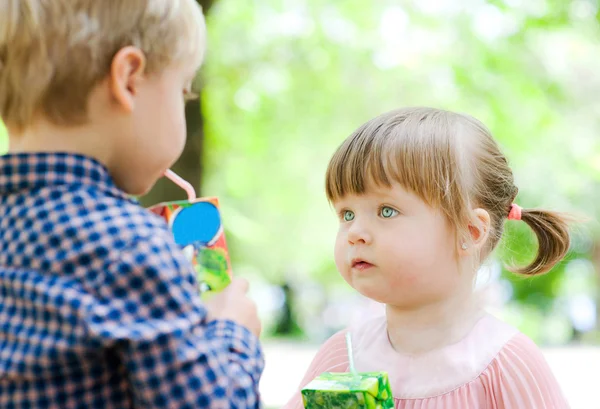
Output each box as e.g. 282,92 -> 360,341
139,0 -> 215,207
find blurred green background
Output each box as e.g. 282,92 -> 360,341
150,0 -> 600,347
1,0 -> 600,407
1,0 -> 599,346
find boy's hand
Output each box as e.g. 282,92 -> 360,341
205,278 -> 262,338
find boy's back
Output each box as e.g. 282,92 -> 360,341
0,152 -> 263,408
0,1 -> 264,407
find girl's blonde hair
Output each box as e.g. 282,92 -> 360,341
0,0 -> 206,130
326,107 -> 570,276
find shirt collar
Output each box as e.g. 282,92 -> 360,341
0,152 -> 133,201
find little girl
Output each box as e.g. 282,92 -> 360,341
284,107 -> 571,408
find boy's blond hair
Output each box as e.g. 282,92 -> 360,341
326,107 -> 571,276
0,0 -> 206,130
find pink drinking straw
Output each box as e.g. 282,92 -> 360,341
164,169 -> 196,201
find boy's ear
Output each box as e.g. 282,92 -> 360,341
459,208 -> 491,255
109,46 -> 147,112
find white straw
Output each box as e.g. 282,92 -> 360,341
345,332 -> 357,376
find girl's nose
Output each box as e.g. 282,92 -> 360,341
347,220 -> 373,245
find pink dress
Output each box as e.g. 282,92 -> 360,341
283,313 -> 570,408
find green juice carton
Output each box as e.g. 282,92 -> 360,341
301,371 -> 394,409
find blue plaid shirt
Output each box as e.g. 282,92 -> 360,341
0,152 -> 264,408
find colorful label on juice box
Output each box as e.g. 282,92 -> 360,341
149,197 -> 232,297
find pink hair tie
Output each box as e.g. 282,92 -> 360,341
508,204 -> 522,221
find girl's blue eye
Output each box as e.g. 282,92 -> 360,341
343,210 -> 355,222
380,206 -> 398,218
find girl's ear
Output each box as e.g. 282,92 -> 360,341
459,208 -> 491,255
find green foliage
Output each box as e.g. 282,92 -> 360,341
201,0 -> 600,341
0,0 -> 598,343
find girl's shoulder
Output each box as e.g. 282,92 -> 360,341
350,313 -> 523,399
351,315 -> 568,406
284,317 -> 569,409
489,331 -> 569,404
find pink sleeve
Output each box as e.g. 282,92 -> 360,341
491,333 -> 570,409
281,329 -> 350,409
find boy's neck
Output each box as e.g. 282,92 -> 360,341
8,118 -> 114,168
385,284 -> 485,355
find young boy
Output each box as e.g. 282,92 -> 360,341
0,1 -> 263,408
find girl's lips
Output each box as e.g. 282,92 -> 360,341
351,258 -> 374,270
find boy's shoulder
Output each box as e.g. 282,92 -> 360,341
47,184 -> 196,296
23,169 -> 184,278
0,152 -> 196,313
52,180 -> 171,247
